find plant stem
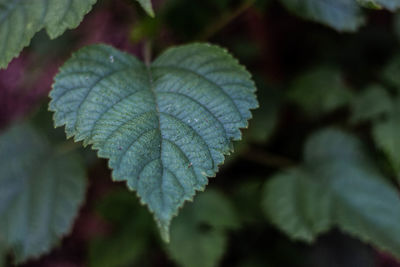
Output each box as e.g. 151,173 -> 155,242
196,0 -> 256,41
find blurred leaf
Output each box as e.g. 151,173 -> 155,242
0,123 -> 87,263
278,0 -> 365,32
287,67 -> 353,117
262,128 -> 400,259
0,0 -> 97,69
232,181 -> 264,225
167,190 -> 239,267
357,0 -> 383,9
136,0 -> 155,17
357,0 -> 400,10
247,85 -> 282,143
263,168 -> 333,242
350,84 -> 392,124
372,98 -> 400,175
89,190 -> 154,267
49,43 -> 257,241
382,54 -> 400,88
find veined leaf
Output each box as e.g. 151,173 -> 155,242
0,0 -> 97,69
136,0 -> 155,17
49,43 -> 258,241
262,129 -> 400,259
167,190 -> 239,267
0,124 -> 87,262
278,0 -> 365,32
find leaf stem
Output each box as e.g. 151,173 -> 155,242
196,0 -> 256,41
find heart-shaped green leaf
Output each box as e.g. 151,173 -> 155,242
49,43 -> 258,241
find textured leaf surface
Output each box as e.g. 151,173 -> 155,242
49,43 -> 257,240
262,129 -> 400,259
167,190 -> 239,267
287,67 -> 352,117
0,0 -> 97,68
136,0 -> 155,17
278,0 -> 365,32
0,124 -> 87,262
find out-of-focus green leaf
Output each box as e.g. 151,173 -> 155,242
357,0 -> 383,9
88,190 -> 154,267
167,190 -> 239,267
262,128 -> 400,259
49,43 -> 257,241
232,181 -> 264,225
357,0 -> 400,10
372,99 -> 400,174
278,0 -> 365,32
136,0 -> 155,17
382,54 -> 400,88
247,85 -> 281,143
0,123 -> 87,263
287,67 -> 352,117
0,0 -> 97,69
350,85 -> 392,124
263,168 -> 333,242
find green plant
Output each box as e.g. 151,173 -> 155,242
2,0 -> 400,266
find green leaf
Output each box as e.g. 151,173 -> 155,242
262,129 -> 400,259
357,0 -> 400,10
372,99 -> 400,174
0,123 -> 87,262
136,0 -> 155,17
88,190 -> 154,267
262,169 -> 333,242
246,84 -> 281,143
350,85 -> 392,124
167,190 -> 239,267
278,0 -> 365,32
0,0 -> 97,69
287,67 -> 353,117
357,0 -> 383,9
49,43 -> 258,241
382,54 -> 400,89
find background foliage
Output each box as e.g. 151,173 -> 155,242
2,0 -> 400,266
